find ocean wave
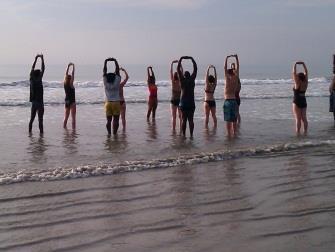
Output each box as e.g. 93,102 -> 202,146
0,77 -> 330,89
1,139 -> 334,186
0,94 -> 329,107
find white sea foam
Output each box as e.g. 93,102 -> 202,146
0,140 -> 334,186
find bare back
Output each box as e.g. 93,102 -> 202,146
293,75 -> 308,92
224,75 -> 238,99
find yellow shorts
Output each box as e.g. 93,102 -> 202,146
105,101 -> 121,117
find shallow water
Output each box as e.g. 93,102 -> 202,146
0,144 -> 335,251
0,72 -> 335,250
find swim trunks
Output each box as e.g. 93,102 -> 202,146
223,99 -> 238,122
105,101 -> 121,117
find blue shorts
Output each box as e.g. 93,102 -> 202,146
223,99 -> 238,122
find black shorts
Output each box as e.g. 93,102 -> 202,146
65,100 -> 75,108
32,101 -> 44,110
170,98 -> 180,107
205,100 -> 216,108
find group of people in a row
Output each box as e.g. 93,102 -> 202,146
28,54 -> 335,138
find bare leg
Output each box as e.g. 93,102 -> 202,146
237,106 -> 241,125
171,105 -> 177,131
121,103 -> 126,130
210,107 -> 217,128
71,104 -> 76,130
147,103 -> 152,120
226,122 -> 234,138
152,103 -> 157,120
204,102 -> 210,128
293,104 -> 302,135
301,107 -> 308,135
63,107 -> 70,128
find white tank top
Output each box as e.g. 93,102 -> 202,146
103,75 -> 121,101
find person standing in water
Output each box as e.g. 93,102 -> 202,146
224,54 -> 239,138
231,62 -> 241,125
329,55 -> 335,121
147,66 -> 158,121
103,58 -> 121,136
204,65 -> 217,128
119,67 -> 129,130
63,63 -> 76,129
292,61 -> 308,135
29,54 -> 45,134
177,56 -> 197,138
170,60 -> 182,132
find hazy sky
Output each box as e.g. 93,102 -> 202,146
0,0 -> 334,73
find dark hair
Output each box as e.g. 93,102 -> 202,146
173,72 -> 179,81
184,71 -> 191,79
298,72 -> 306,82
208,75 -> 215,83
227,69 -> 234,75
106,73 -> 116,83
32,69 -> 41,78
65,75 -> 71,83
148,76 -> 155,84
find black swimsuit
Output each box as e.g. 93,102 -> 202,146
64,85 -> 76,108
293,88 -> 307,109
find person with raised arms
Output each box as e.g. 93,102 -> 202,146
177,56 -> 197,138
292,61 -> 308,135
29,54 -> 45,134
231,62 -> 241,125
204,65 -> 217,128
119,67 -> 129,130
330,55 -> 335,121
147,66 -> 158,121
223,54 -> 239,138
63,63 -> 76,129
103,58 -> 121,136
170,60 -> 182,132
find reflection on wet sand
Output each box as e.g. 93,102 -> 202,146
27,134 -> 48,164
146,119 -> 158,141
62,129 -> 79,155
104,132 -> 128,153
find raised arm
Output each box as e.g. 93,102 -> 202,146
70,63 -> 75,84
292,62 -> 298,84
66,63 -> 70,76
120,67 -> 129,87
301,62 -> 308,80
213,65 -> 217,84
31,55 -> 38,73
103,59 -> 109,76
114,59 -> 120,76
103,58 -> 118,76
150,67 -> 155,79
177,57 -> 185,82
224,56 -> 230,75
40,55 -> 45,76
190,57 -> 197,79
234,54 -> 239,77
170,60 -> 178,80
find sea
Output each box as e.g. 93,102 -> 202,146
0,64 -> 334,251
